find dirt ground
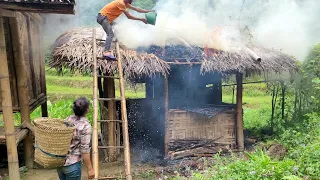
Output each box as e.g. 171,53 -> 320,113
24,162 -> 157,180
0,161 -> 160,180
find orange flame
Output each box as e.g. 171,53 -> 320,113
205,27 -> 223,56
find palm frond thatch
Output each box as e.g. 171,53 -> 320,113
50,27 -> 170,78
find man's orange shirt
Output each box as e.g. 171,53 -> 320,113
100,0 -> 130,23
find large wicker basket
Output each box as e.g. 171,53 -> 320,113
34,118 -> 76,168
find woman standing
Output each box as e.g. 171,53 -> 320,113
57,97 -> 94,180
97,0 -> 155,60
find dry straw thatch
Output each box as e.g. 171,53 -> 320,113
200,44 -> 299,74
50,27 -> 170,79
50,27 -> 298,78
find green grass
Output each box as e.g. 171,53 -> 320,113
223,85 -> 273,137
46,74 -> 145,100
47,84 -> 92,95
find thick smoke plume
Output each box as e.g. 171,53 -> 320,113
114,0 -> 320,61
43,0 -> 320,61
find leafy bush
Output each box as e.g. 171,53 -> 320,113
188,150 -> 297,180
280,113 -> 320,179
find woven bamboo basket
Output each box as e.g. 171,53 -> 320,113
34,117 -> 76,168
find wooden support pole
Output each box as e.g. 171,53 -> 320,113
0,17 -> 21,180
116,41 -> 132,180
92,29 -> 99,180
236,73 -> 244,150
104,76 -> 117,162
164,76 -> 169,157
9,16 -> 34,169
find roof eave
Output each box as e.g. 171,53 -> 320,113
0,2 -> 75,14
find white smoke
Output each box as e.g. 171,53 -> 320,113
113,0 -> 320,61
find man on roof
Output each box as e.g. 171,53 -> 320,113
97,0 -> 155,61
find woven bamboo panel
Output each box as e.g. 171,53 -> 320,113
28,15 -> 42,96
0,17 -> 19,111
0,13 -> 46,113
167,109 -> 236,145
17,12 -> 35,101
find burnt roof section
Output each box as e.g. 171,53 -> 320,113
0,0 -> 76,14
139,44 -> 299,75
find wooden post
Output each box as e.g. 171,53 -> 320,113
236,73 -> 244,150
103,76 -> 117,162
164,76 -> 169,157
9,16 -> 34,168
116,41 -> 132,180
92,29 -> 99,180
0,17 -> 21,180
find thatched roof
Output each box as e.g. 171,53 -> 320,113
50,27 -> 298,78
50,27 -> 170,79
200,45 -> 298,74
144,44 -> 299,74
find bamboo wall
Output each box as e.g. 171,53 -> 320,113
166,109 -> 236,145
0,12 -> 46,113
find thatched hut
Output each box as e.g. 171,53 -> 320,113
0,1 -> 75,179
50,27 -> 170,162
141,44 -> 298,159
50,27 -> 298,161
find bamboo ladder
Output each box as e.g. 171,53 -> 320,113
92,29 -> 132,180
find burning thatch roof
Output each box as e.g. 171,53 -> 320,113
50,27 -> 170,78
50,27 -> 298,78
142,44 -> 299,74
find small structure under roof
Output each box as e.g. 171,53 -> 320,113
0,1 -> 76,179
0,0 -> 75,14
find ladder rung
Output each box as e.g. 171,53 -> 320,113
98,146 -> 124,149
97,98 -> 121,101
98,120 -> 122,123
97,75 -> 120,79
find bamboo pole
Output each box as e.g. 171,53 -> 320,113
9,16 -> 34,169
92,29 -> 99,180
104,76 -> 117,162
236,73 -> 244,150
116,41 -> 132,180
164,76 -> 169,157
0,17 -> 21,180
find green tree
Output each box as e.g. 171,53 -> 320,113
301,43 -> 320,112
